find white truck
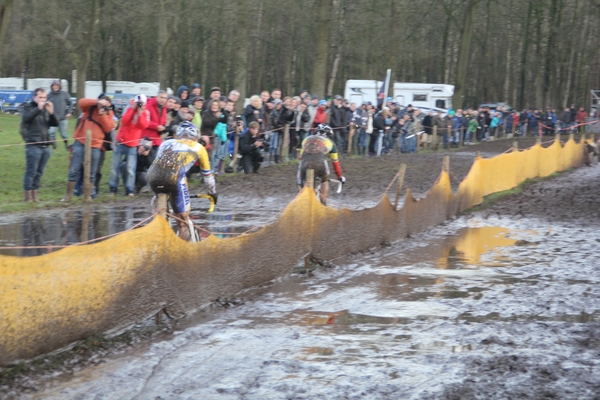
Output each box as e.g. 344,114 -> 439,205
84,81 -> 161,98
344,80 -> 454,113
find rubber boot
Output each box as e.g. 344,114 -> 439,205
61,181 -> 76,202
23,190 -> 32,202
32,190 -> 40,203
64,139 -> 69,150
274,155 -> 280,164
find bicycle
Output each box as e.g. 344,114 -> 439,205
311,177 -> 343,206
152,193 -> 215,243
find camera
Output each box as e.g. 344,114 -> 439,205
235,115 -> 243,126
102,105 -> 113,112
257,134 -> 270,152
136,101 -> 144,108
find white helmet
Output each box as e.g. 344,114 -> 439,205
175,121 -> 199,140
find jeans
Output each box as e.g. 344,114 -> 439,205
49,119 -> 69,141
407,135 -> 417,153
357,128 -> 368,148
334,129 -> 346,155
109,143 -> 137,194
67,141 -> 101,184
465,131 -> 472,143
23,145 -> 52,190
120,162 -> 148,193
211,136 -> 228,171
519,125 -> 527,137
269,131 -> 280,156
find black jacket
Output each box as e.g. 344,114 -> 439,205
200,100 -> 227,137
329,105 -> 346,128
21,101 -> 58,145
239,129 -> 261,156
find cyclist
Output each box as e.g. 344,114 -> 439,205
297,123 -> 346,205
147,121 -> 217,241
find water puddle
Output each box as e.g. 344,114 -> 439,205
0,205 -> 273,257
20,220 -> 600,399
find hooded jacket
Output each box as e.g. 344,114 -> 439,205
177,85 -> 190,101
46,82 -> 72,120
73,99 -> 114,148
141,97 -> 168,147
116,106 -> 151,146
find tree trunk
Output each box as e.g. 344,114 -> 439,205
233,0 -> 248,113
518,2 -> 533,108
452,0 -> 479,110
311,0 -> 333,98
0,0 -> 14,63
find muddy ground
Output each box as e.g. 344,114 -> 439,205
2,136 -> 600,399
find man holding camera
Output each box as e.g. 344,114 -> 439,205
61,96 -> 115,202
21,88 -> 59,202
239,121 -> 265,174
108,94 -> 150,196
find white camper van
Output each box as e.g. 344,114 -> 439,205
392,82 -> 454,113
344,80 -> 384,107
84,81 -> 161,99
344,80 -> 454,113
27,78 -> 70,92
0,77 -> 25,90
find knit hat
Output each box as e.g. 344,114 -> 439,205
181,100 -> 190,108
273,99 -> 283,105
318,100 -> 327,106
210,87 -> 222,94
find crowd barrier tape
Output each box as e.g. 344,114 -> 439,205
0,136 -> 587,366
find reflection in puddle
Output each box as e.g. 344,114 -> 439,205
0,205 -> 269,257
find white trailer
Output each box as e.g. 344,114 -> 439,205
0,77 -> 25,90
344,79 -> 454,113
344,80 -> 384,107
392,82 -> 454,113
27,78 -> 70,92
85,81 -> 161,98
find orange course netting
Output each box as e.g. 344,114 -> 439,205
0,137 -> 586,365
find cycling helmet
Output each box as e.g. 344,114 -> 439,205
176,121 -> 199,140
315,123 -> 333,138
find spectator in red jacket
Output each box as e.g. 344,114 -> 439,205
109,95 -> 151,196
576,107 -> 588,132
313,100 -> 328,128
142,90 -> 169,163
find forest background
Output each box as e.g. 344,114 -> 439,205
1,0 -> 600,110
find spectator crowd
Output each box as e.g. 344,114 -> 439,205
19,81 -> 593,201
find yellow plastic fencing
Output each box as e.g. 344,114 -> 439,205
0,137 -> 586,365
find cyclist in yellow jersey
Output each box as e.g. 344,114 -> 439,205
297,124 -> 346,205
148,121 -> 217,240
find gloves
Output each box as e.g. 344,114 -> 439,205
340,176 -> 346,184
209,192 -> 218,206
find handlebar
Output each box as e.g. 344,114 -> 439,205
190,194 -> 216,213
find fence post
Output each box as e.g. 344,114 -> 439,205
536,136 -> 542,145
232,125 -> 241,173
555,132 -> 561,142
443,155 -> 450,173
512,141 -> 518,152
347,126 -> 355,155
394,163 -> 407,210
282,124 -> 290,162
433,125 -> 438,151
83,129 -> 92,202
306,169 -> 314,189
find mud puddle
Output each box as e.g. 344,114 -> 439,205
0,202 -> 280,257
17,215 -> 600,399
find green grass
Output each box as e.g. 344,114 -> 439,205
0,113 -> 215,213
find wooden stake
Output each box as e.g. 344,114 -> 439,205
512,141 -> 518,152
232,124 -> 241,172
443,155 -> 450,173
347,126 -> 355,155
433,125 -> 438,151
393,163 -> 407,210
156,194 -> 167,218
306,169 -> 315,189
83,129 -> 92,202
555,132 -> 561,142
282,124 -> 290,162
